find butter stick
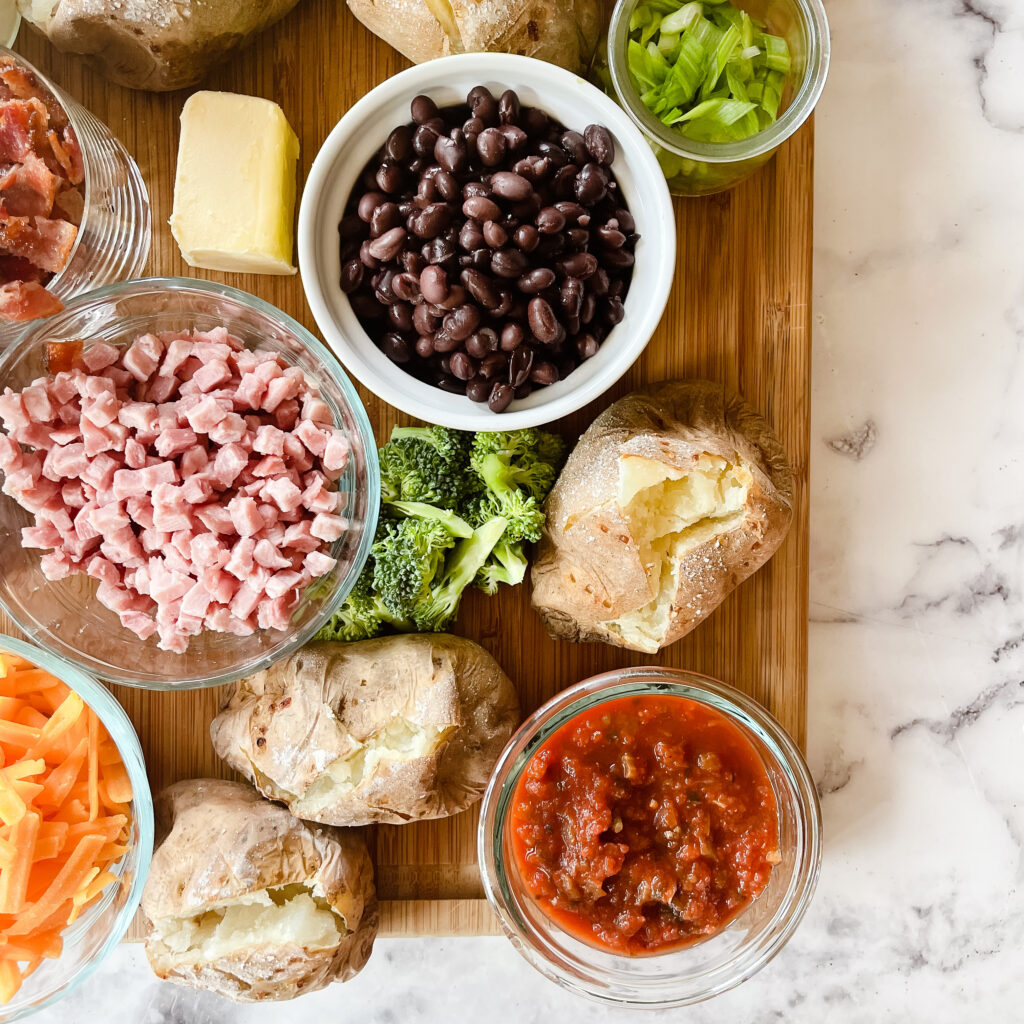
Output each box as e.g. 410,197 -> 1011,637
170,91 -> 299,276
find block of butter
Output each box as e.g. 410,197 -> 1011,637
170,91 -> 299,276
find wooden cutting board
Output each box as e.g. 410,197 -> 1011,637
3,0 -> 811,939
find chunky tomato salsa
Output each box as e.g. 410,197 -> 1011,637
510,695 -> 780,954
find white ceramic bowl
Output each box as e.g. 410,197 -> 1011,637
299,53 -> 676,430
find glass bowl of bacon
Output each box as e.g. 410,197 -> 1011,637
0,47 -> 149,338
0,277 -> 380,689
0,633 -> 153,1022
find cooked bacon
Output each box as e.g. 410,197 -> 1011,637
0,98 -> 49,164
0,209 -> 78,274
0,58 -> 69,131
0,280 -> 63,321
52,184 -> 83,226
0,254 -> 44,284
47,127 -> 84,187
0,152 -> 59,217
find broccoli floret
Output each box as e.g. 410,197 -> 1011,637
411,516 -> 508,632
387,500 -> 473,538
371,517 -> 457,621
470,481 -> 545,543
469,429 -> 567,502
474,536 -> 529,595
317,567 -> 400,642
378,425 -> 477,510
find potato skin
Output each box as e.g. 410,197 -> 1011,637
210,634 -> 520,826
345,0 -> 601,73
530,380 -> 794,653
141,779 -> 377,1003
23,0 -> 303,91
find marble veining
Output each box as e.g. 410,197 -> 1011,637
39,0 -> 1024,1018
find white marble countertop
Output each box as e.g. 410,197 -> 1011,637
40,0 -> 1024,1019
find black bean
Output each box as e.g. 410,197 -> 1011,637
491,248 -> 529,278
576,333 -> 599,359
498,89 -> 521,125
492,290 -> 514,317
523,106 -> 549,137
535,140 -> 568,169
604,247 -> 635,268
339,213 -> 365,240
423,234 -> 456,265
567,228 -> 590,248
367,226 -> 407,261
351,294 -> 384,319
509,346 -> 533,387
416,176 -> 439,203
488,382 -> 514,413
437,375 -> 465,394
553,164 -> 578,197
359,239 -> 381,269
531,360 -> 559,384
477,127 -> 507,167
382,332 -> 411,363
490,171 -> 532,200
376,161 -> 405,194
518,268 -> 556,294
554,201 -> 585,223
463,196 -> 501,222
500,323 -> 524,351
604,296 -> 625,326
357,191 -> 386,222
459,221 -> 485,252
466,377 -> 491,402
463,116 -> 485,136
597,225 -> 627,248
528,297 -> 559,343
483,220 -> 508,247
498,124 -> 528,154
433,331 -> 462,353
560,130 -> 588,165
373,267 -> 397,303
580,293 -> 597,324
560,277 -> 583,317
535,206 -> 566,234
442,304 -> 481,341
461,268 -> 499,308
386,124 -> 413,161
401,250 -> 426,277
574,163 -> 608,204
467,86 -> 499,125
411,95 -> 439,124
608,277 -> 626,298
584,124 -> 615,166
589,268 -> 610,296
429,171 -> 455,202
615,208 -> 636,233
370,202 -> 401,237
514,382 -> 532,400
559,252 -> 598,279
480,352 -> 508,378
414,203 -> 453,239
509,194 -> 542,221
411,124 -> 439,158
514,224 -> 539,252
415,335 -> 435,358
419,265 -> 450,305
339,259 -> 364,293
449,351 -> 476,380
434,133 -> 467,174
387,301 -> 413,330
465,327 -> 498,358
437,283 -> 467,309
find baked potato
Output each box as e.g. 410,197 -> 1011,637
345,0 -> 601,73
141,779 -> 377,1002
531,380 -> 794,654
17,0 -> 304,91
210,633 -> 520,826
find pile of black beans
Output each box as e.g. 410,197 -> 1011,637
338,87 -> 639,413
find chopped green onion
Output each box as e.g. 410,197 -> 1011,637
625,0 -> 794,143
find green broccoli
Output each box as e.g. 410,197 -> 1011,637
316,567 -> 403,642
474,536 -> 529,595
411,516 -> 508,632
387,500 -> 473,539
371,517 -> 458,622
378,425 -> 477,510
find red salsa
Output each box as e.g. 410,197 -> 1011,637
510,695 -> 780,955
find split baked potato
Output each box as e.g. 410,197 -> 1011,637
346,0 -> 601,73
531,380 -> 794,654
210,634 -> 520,826
141,779 -> 377,1002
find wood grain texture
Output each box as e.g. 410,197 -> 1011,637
1,0 -> 812,940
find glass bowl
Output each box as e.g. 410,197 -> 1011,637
0,47 -> 150,347
478,667 -> 821,1007
0,633 -> 153,1022
0,278 -> 380,689
600,0 -> 829,196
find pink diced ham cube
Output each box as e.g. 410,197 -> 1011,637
304,550 -> 338,577
155,427 -> 197,458
311,513 -> 347,542
228,495 -> 265,538
122,334 -> 164,382
253,538 -> 292,570
263,476 -> 303,513
80,342 -> 121,373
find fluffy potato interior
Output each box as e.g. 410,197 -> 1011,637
293,717 -> 453,816
151,884 -> 348,966
608,453 -> 753,650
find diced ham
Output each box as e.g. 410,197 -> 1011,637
301,393 -> 333,424
311,513 -> 347,542
282,520 -> 320,553
124,437 -> 147,469
323,433 -> 350,473
195,503 -> 234,535
293,418 -> 329,457
207,413 -> 246,445
154,426 -> 197,458
227,496 -> 264,538
263,476 -> 303,513
192,359 -> 231,393
41,441 -> 88,481
190,533 -> 229,570
211,443 -> 248,488
80,342 -> 120,373
253,538 -> 292,570
257,592 -> 299,630
160,339 -> 193,377
273,399 -> 300,431
181,475 -> 213,505
304,550 -> 338,577
21,522 -> 60,548
179,446 -> 209,476
122,334 -> 163,382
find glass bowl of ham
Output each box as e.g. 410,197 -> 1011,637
0,277 -> 380,689
0,47 -> 149,340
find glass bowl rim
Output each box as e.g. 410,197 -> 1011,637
606,0 -> 831,164
0,632 -> 153,1022
477,666 -> 822,1008
0,276 -> 381,690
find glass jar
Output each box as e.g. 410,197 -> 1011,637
599,0 -> 829,196
0,633 -> 153,1022
0,47 -> 150,345
478,667 -> 821,1007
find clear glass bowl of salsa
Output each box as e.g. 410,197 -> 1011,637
477,667 -> 821,1007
